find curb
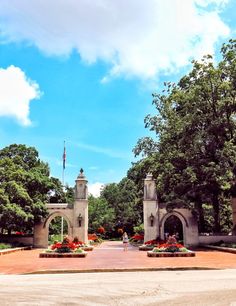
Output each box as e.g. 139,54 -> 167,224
201,245 -> 236,254
23,266 -> 218,275
0,246 -> 32,256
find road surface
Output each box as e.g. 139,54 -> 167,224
0,269 -> 236,305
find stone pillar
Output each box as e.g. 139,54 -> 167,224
33,222 -> 48,248
232,197 -> 236,235
143,173 -> 159,242
73,169 -> 88,243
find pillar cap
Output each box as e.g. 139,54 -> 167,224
75,168 -> 87,182
145,173 -> 155,181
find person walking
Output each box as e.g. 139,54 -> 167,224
122,232 -> 129,251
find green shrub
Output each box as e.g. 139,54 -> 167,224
75,248 -> 83,253
56,246 -> 72,253
0,243 -> 12,249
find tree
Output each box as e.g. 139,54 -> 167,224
101,178 -> 141,234
134,39 -> 236,233
88,195 -> 115,234
0,144 -> 66,233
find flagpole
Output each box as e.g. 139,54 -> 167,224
61,217 -> 64,241
61,141 -> 66,241
62,140 -> 66,188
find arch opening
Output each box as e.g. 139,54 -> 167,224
48,216 -> 69,245
164,215 -> 183,243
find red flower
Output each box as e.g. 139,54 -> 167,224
88,233 -> 98,241
145,239 -> 158,245
51,242 -> 62,250
97,226 -> 105,234
131,234 -> 144,240
15,231 -> 24,235
117,228 -> 124,235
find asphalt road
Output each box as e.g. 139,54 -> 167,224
0,269 -> 236,305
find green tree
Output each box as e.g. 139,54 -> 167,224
134,39 -> 236,233
101,178 -> 141,234
88,195 -> 115,234
0,144 -> 66,233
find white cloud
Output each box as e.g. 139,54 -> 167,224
0,65 -> 40,125
89,166 -> 99,171
0,0 -> 230,80
72,141 -> 132,160
88,182 -> 104,198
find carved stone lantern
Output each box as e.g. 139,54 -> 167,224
78,213 -> 83,227
149,213 -> 155,227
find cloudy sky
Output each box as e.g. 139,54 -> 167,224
0,0 -> 235,196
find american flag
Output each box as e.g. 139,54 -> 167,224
63,142 -> 66,170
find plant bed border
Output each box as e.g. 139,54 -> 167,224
0,246 -> 32,256
139,245 -> 155,251
202,244 -> 236,254
39,252 -> 87,258
147,251 -> 195,257
81,246 -> 94,251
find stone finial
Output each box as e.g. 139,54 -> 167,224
77,168 -> 85,179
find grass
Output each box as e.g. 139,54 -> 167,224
219,243 -> 236,248
0,243 -> 12,249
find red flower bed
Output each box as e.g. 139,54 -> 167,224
88,233 -> 98,241
144,239 -> 159,245
130,234 -> 144,241
51,242 -> 78,251
159,243 -> 184,249
152,242 -> 188,253
50,236 -> 87,253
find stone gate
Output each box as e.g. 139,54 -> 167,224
143,173 -> 199,246
33,169 -> 88,248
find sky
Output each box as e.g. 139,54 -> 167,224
0,0 -> 235,197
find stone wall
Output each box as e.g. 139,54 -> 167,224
199,235 -> 236,245
0,235 -> 33,246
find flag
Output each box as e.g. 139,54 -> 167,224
63,142 -> 66,170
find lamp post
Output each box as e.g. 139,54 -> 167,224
78,214 -> 83,227
149,213 -> 155,227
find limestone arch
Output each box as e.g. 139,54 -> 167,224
44,211 -> 73,242
160,211 -> 188,245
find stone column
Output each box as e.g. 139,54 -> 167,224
73,169 -> 88,243
143,173 -> 159,242
33,223 -> 48,248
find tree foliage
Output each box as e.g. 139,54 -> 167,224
0,144 -> 70,233
100,177 -> 141,234
134,39 -> 236,233
88,195 -> 115,234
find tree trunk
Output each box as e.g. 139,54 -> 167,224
212,194 -> 221,233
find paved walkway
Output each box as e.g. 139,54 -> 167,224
0,241 -> 236,274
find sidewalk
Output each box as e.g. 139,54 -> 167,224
0,241 -> 236,274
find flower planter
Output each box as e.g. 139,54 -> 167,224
147,250 -> 195,257
39,252 -> 87,258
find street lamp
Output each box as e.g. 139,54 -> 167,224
149,213 -> 155,227
78,214 -> 83,227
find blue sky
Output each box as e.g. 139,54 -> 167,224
0,0 -> 235,196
